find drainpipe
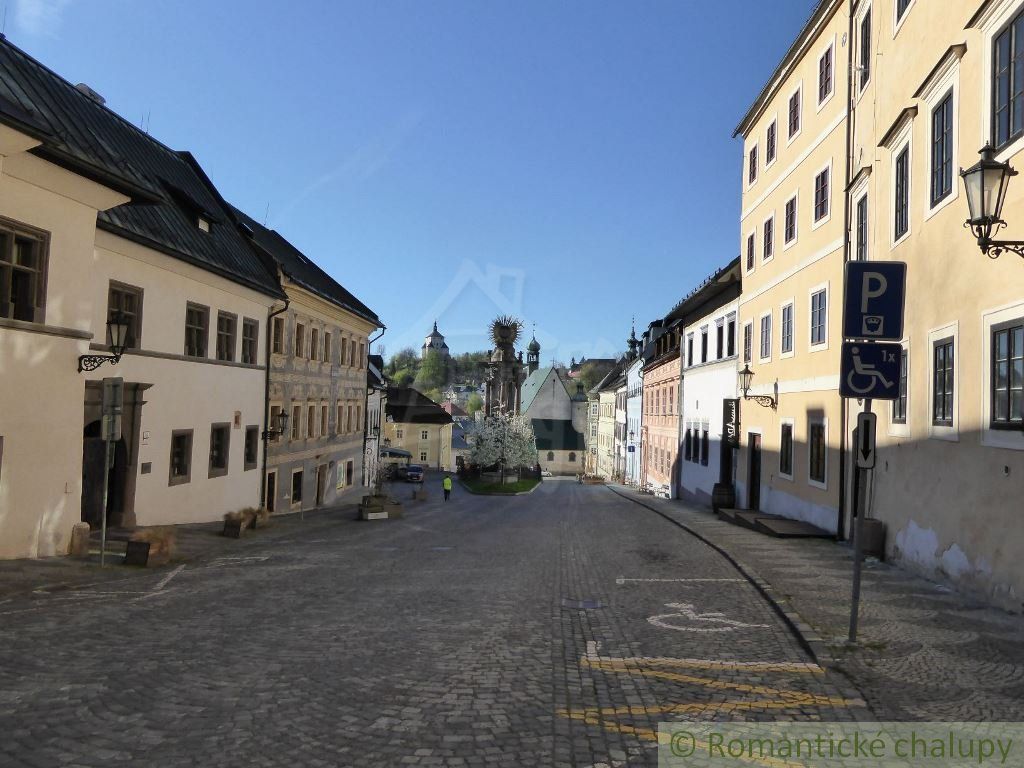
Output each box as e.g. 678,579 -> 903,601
261,298 -> 290,510
362,325 -> 386,485
837,3 -> 856,541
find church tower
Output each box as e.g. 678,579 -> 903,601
421,321 -> 450,361
526,328 -> 540,375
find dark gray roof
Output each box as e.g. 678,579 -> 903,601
532,419 -> 586,451
0,37 -> 283,298
231,205 -> 379,326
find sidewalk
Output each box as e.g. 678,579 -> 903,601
608,485 -> 1024,721
0,503 -> 360,600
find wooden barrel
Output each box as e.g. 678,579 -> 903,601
711,482 -> 736,513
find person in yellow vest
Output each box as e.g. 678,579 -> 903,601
443,474 -> 453,502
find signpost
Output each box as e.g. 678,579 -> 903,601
841,262 -> 906,644
100,377 -> 123,567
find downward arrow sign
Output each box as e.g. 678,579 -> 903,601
856,411 -> 877,469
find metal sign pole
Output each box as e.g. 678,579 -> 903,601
848,397 -> 872,644
100,438 -> 112,567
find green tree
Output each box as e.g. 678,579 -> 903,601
385,347 -> 420,388
577,360 -> 616,392
465,392 -> 484,416
415,349 -> 448,391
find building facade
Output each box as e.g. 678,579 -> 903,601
384,387 -> 454,471
625,354 -> 644,486
641,323 -> 682,497
365,354 -> 387,486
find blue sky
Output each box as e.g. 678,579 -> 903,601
8,0 -> 813,363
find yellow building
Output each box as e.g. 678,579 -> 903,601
384,387 -> 453,471
851,0 -> 1024,607
733,0 -> 849,533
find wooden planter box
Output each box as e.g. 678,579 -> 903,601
223,518 -> 245,538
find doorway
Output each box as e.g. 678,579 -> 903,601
315,464 -> 327,506
266,471 -> 277,513
747,432 -> 762,511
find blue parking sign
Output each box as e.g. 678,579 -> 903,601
840,342 -> 902,400
843,261 -> 907,341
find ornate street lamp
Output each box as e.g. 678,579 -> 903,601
960,145 -> 1024,259
738,364 -> 777,409
78,311 -> 130,372
262,409 -> 290,441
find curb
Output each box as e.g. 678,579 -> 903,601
605,485 -> 837,669
458,479 -> 541,496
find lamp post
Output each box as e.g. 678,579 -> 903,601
78,311 -> 130,372
738,364 -> 777,409
960,144 -> 1024,259
261,409 -> 290,441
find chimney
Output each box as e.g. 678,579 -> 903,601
74,83 -> 106,105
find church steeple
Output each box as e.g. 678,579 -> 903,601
526,324 -> 540,374
627,318 -> 641,359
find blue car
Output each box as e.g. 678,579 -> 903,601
406,465 -> 424,483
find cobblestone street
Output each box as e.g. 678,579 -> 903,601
0,478 -> 863,767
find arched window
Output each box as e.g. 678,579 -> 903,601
569,452 -> 576,462
546,451 -> 554,461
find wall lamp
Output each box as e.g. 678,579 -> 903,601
961,145 -> 1024,259
262,410 -> 290,441
78,311 -> 130,373
738,364 -> 777,409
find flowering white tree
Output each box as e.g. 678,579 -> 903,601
466,411 -> 537,470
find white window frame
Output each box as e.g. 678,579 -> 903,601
889,120 -> 913,249
780,299 -> 795,359
981,300 -> 1024,450
807,416 -> 828,491
758,310 -> 773,364
742,320 -> 754,364
849,172 -> 870,261
921,56 -> 960,221
816,36 -> 837,112
979,0 -> 1024,163
744,227 -> 757,275
765,115 -> 779,169
761,212 -> 775,263
778,417 -> 796,482
855,3 -> 872,101
808,282 -> 830,352
810,159 -> 833,230
928,321 -> 959,442
290,468 -> 304,508
888,338 -> 911,439
783,191 -> 799,251
893,0 -> 916,38
786,81 -> 803,146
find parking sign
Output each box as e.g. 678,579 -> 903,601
843,261 -> 907,341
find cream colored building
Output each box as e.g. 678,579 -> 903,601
849,0 -> 1024,608
596,382 -> 618,479
384,387 -> 453,471
0,40 -> 283,557
733,0 -> 849,533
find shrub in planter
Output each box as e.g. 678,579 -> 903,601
129,526 -> 176,567
223,508 -> 258,538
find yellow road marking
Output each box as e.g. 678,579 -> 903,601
582,654 -> 823,675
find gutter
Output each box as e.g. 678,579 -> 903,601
261,298 -> 290,509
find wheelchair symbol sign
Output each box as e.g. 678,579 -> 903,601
840,342 -> 902,399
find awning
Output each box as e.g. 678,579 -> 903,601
381,447 -> 412,458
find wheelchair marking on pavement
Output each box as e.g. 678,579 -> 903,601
647,602 -> 769,632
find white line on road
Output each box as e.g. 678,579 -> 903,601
153,564 -> 186,592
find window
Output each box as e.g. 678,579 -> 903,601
809,422 -> 826,485
337,403 -> 343,434
859,9 -> 871,90
291,405 -> 301,440
994,11 -> 1024,149
701,430 -> 709,466
184,303 -> 209,358
759,314 -> 772,360
818,45 -> 833,104
933,338 -> 955,425
780,423 -> 793,477
700,327 -> 708,363
241,318 -> 258,364
896,0 -> 911,23
992,321 -> 1024,428
686,334 -> 694,367
295,322 -> 306,357
292,470 -> 303,504
784,195 -> 797,243
930,91 -> 954,206
684,429 -> 692,461
396,429 -> 404,439
216,312 -> 236,362
341,337 -> 349,366
546,451 -> 555,461
356,405 -> 363,431
197,216 -> 211,233
813,168 -> 830,221
893,349 -> 909,424
743,322 -> 753,363
715,322 -> 724,359
855,194 -> 868,261
748,144 -> 758,185
894,145 -> 910,240
569,452 -> 576,462
420,451 -> 428,462
763,216 -> 774,261
781,304 -> 794,354
310,327 -> 319,361
169,430 -> 193,486
788,88 -> 801,138
244,426 -> 258,470
746,232 -> 755,271
307,404 -> 316,438
321,405 -> 328,437
209,423 -> 230,478
727,316 -> 736,357
272,316 -> 284,354
108,282 -> 142,349
270,404 -> 281,436
766,120 -> 777,164
0,221 -> 47,323
324,332 -> 331,364
810,289 -> 827,346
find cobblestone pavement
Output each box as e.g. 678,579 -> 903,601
609,485 -> 1024,722
0,477 -> 864,767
